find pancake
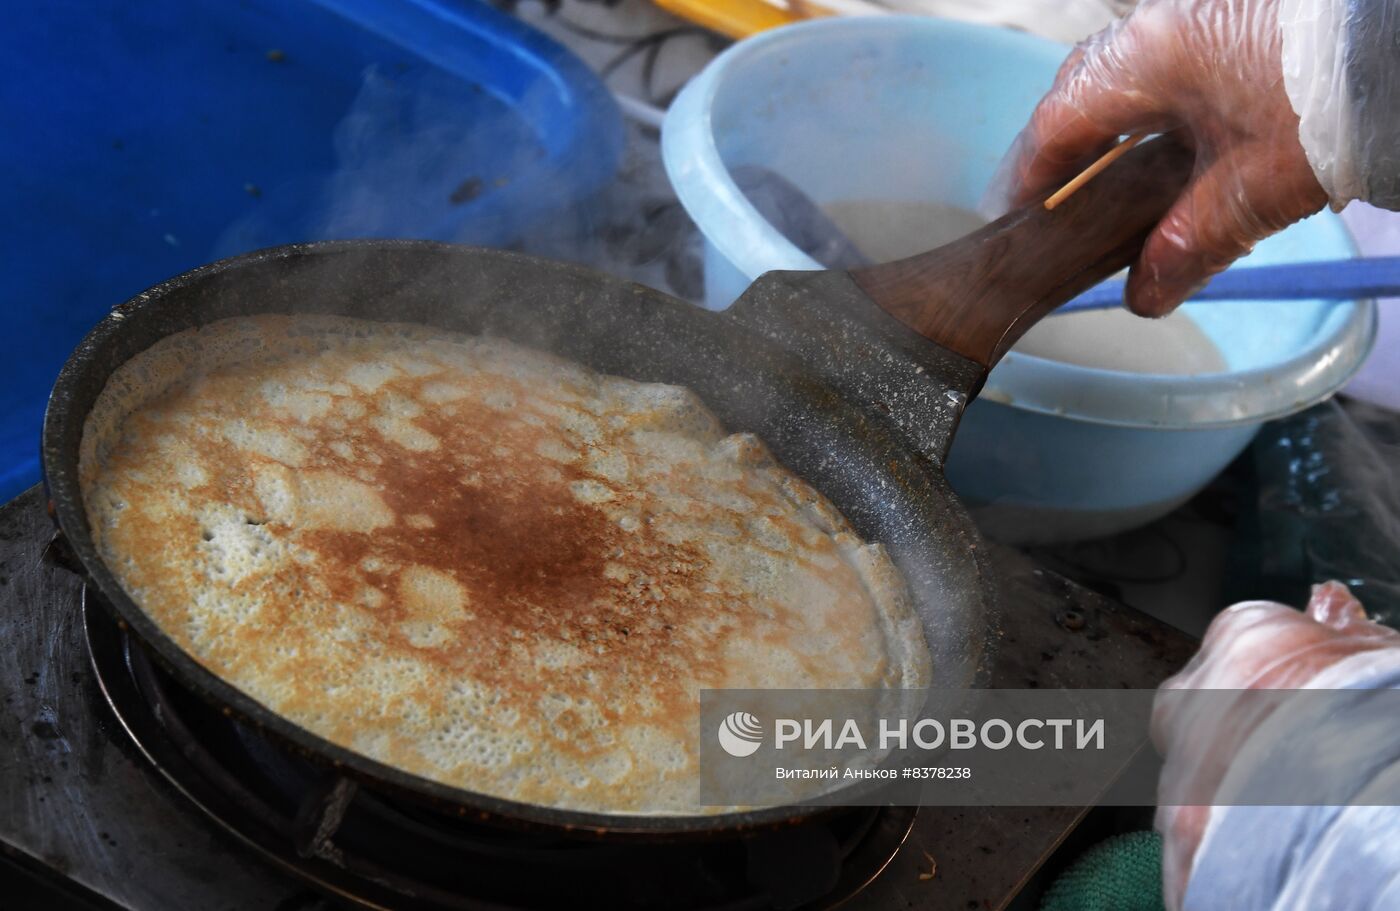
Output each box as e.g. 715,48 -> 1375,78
79,314 -> 930,814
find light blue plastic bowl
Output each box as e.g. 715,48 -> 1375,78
662,16 -> 1377,543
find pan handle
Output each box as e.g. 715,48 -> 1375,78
848,135 -> 1196,369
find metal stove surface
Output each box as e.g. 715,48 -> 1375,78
1,486 -> 1195,909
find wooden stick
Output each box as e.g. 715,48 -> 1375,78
1043,133 -> 1148,210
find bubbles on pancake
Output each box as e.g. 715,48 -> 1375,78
419,381 -> 468,404
262,382 -> 335,422
222,420 -> 309,466
253,465 -> 395,533
481,389 -> 516,411
344,361 -> 399,391
398,565 -> 468,624
747,514 -> 796,552
173,457 -> 208,489
370,415 -> 439,451
78,314 -> 932,815
360,556 -> 390,573
622,725 -> 688,772
533,640 -> 587,671
400,620 -> 456,649
553,408 -> 601,442
569,479 -> 614,505
379,392 -> 423,419
338,399 -> 367,420
588,750 -> 633,785
583,449 -> 629,483
534,438 -> 576,463
384,351 -> 440,378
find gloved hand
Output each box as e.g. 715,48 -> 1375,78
992,0 -> 1329,316
1150,582 -> 1400,910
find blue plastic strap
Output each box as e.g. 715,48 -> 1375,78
1062,255 -> 1400,312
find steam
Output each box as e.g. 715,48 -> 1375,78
212,64 -> 705,305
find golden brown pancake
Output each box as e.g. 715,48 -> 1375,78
79,315 -> 930,814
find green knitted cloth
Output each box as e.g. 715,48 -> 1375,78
1039,831 -> 1166,911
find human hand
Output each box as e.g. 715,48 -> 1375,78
1150,582 -> 1400,909
992,0 -> 1329,316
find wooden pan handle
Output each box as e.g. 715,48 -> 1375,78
848,136 -> 1195,369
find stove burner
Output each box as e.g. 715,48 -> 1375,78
83,595 -> 915,910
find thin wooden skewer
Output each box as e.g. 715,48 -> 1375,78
1043,133 -> 1148,210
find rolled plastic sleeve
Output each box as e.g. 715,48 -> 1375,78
1152,583 -> 1400,910
1179,660 -> 1400,910
1281,0 -> 1400,209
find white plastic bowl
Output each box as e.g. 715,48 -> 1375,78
662,16 -> 1377,543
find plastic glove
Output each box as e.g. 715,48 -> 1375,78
1281,0 -> 1400,210
992,0 -> 1329,316
1151,582 -> 1400,910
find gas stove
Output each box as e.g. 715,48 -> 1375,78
1,485 -> 1193,910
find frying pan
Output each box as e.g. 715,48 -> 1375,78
41,138 -> 1194,837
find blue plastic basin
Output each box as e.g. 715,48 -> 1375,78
0,0 -> 623,501
663,16 -> 1376,543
